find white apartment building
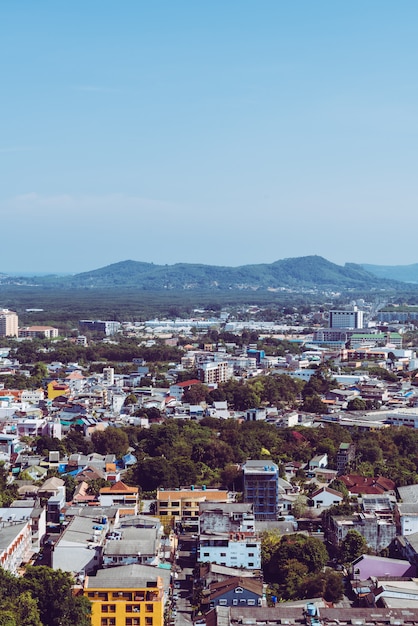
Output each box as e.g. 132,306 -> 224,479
0,309 -> 18,337
329,306 -> 364,329
199,361 -> 233,385
198,533 -> 261,569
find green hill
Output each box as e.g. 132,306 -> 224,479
18,256 -> 400,291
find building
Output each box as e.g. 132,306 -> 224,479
199,361 -> 233,385
102,527 -> 161,568
84,564 -> 169,626
79,320 -> 121,336
199,503 -> 255,535
328,510 -> 397,552
103,367 -> 115,386
19,325 -> 59,338
336,442 -> 356,475
198,532 -> 261,570
329,306 -> 364,329
395,503 -> 418,535
205,606 -> 418,626
51,514 -> 107,574
169,379 -> 202,401
201,576 -> 263,611
242,461 -> 279,521
0,520 -> 32,574
99,481 -> 139,517
156,487 -> 229,532
0,309 -> 18,337
310,486 -> 344,509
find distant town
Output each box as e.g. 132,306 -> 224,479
2,299 -> 418,626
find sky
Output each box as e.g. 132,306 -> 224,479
2,1 -> 418,273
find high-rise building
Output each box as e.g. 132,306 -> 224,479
329,305 -> 364,329
336,442 -> 356,475
242,460 -> 279,521
0,309 -> 18,337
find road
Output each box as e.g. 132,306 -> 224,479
171,535 -> 199,626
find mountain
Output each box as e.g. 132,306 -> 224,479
13,256 -> 403,292
361,263 -> 418,284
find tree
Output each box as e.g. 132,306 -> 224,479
182,383 -> 210,404
301,394 -> 327,414
21,566 -> 91,626
340,529 -> 368,564
91,427 -> 129,457
347,397 -> 367,411
124,393 -> 138,406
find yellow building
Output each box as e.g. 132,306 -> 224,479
156,487 -> 229,532
47,380 -> 70,400
84,564 -> 169,626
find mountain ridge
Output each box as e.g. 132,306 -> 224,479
2,255 -> 407,292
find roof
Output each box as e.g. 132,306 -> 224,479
209,576 -> 263,600
311,486 -> 344,499
339,474 -> 395,495
85,564 -> 170,590
100,481 -> 138,494
157,489 -> 228,501
173,379 -> 201,388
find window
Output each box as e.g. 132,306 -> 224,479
126,605 -> 141,613
102,605 -> 116,613
203,552 -> 209,557
220,552 -> 226,557
248,599 -> 256,606
219,600 -> 228,606
101,620 -> 116,626
232,599 -> 238,606
248,552 -> 254,556
248,562 -> 254,567
146,618 -> 153,626
126,619 -> 140,626
146,604 -> 153,613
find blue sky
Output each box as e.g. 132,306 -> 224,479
2,1 -> 418,273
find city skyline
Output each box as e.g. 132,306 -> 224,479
2,2 -> 418,273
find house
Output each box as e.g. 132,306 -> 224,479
310,486 -> 344,508
84,564 -> 170,626
307,453 -> 328,473
99,481 -> 139,517
169,379 -> 202,401
201,577 -> 263,611
395,503 -> 418,536
339,475 -> 396,497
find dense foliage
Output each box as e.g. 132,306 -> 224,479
0,566 -> 91,626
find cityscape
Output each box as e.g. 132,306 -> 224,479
3,1 -> 418,625
1,296 -> 418,625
